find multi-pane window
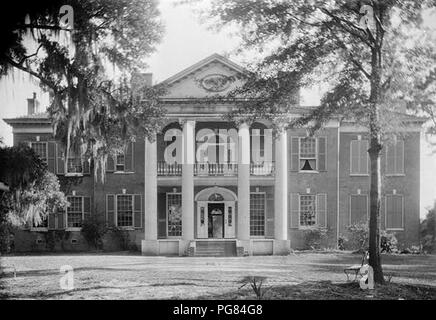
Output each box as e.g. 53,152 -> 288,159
250,193 -> 266,236
350,139 -> 369,175
350,195 -> 368,224
117,195 -> 133,227
116,154 -> 125,171
299,138 -> 317,171
386,194 -> 403,230
31,142 -> 48,163
167,193 -> 182,237
386,138 -> 404,175
67,157 -> 83,173
300,195 -> 316,227
67,196 -> 83,228
32,216 -> 48,228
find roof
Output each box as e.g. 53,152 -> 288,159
159,53 -> 248,86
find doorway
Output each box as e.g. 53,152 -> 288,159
207,203 -> 225,238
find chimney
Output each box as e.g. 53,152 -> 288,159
27,92 -> 39,115
131,73 -> 153,97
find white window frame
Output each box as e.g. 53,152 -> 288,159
30,215 -> 49,232
66,196 -> 85,231
115,194 -> 135,229
30,141 -> 48,164
386,138 -> 405,176
349,194 -> 369,225
349,138 -> 369,176
385,194 -> 404,231
298,137 -> 318,173
166,192 -> 182,238
115,154 -> 125,172
298,194 -> 317,229
113,142 -> 135,174
65,156 -> 84,176
249,191 -> 267,238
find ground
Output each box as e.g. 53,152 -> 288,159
0,252 -> 435,299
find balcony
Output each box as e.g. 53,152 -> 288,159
157,162 -> 182,176
157,161 -> 275,176
195,162 -> 238,176
250,162 -> 275,176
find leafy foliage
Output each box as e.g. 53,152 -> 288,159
342,222 -> 398,253
0,143 -> 68,227
304,227 -> 329,250
81,215 -> 107,250
420,203 -> 436,253
1,0 -> 166,182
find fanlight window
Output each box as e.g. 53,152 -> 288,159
208,193 -> 224,202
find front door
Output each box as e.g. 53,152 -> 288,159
208,203 -> 224,238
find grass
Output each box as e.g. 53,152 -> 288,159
0,252 -> 435,300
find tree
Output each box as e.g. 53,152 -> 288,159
421,202 -> 436,253
0,0 -> 166,182
0,142 -> 68,228
204,0 -> 436,284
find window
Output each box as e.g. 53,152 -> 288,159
167,193 -> 182,237
386,194 -> 404,230
116,154 -> 125,171
299,138 -> 317,171
32,216 -> 48,229
350,139 -> 369,175
350,195 -> 368,224
386,138 -> 404,175
67,157 -> 83,174
300,195 -> 316,227
117,195 -> 133,227
67,196 -> 83,228
31,142 -> 48,163
250,193 -> 266,236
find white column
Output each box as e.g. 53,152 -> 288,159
144,135 -> 157,241
238,122 -> 250,241
274,130 -> 288,240
182,120 -> 195,240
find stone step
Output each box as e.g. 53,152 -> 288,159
194,240 -> 237,257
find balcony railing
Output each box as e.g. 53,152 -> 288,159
157,162 -> 182,176
157,161 -> 275,176
250,162 -> 275,176
195,162 -> 238,176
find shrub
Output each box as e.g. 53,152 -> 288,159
304,227 -> 329,249
338,235 -> 347,250
344,222 -> 398,253
111,227 -> 130,250
81,215 -> 107,250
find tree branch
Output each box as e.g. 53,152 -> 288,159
5,56 -> 56,89
15,24 -> 72,31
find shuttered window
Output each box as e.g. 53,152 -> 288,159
117,195 -> 134,227
350,139 -> 369,175
106,194 -> 142,228
289,193 -> 327,228
31,142 -> 48,163
386,138 -> 404,175
386,195 -> 404,230
108,142 -> 134,173
290,137 -> 327,172
350,194 -> 368,224
66,196 -> 91,228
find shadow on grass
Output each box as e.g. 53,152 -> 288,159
196,280 -> 436,300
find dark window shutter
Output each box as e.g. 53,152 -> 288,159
133,194 -> 142,228
83,197 -> 91,222
47,142 -> 56,173
396,140 -> 404,174
266,196 -> 274,238
360,140 -> 369,174
57,207 -> 65,229
158,193 -> 167,238
317,194 -> 327,227
106,194 -> 115,227
317,137 -> 326,171
125,142 -> 134,172
48,213 -> 56,229
57,144 -> 65,175
290,137 -> 300,171
289,193 -> 299,228
106,156 -> 115,172
82,158 -> 90,175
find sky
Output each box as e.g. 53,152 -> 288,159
0,0 -> 435,218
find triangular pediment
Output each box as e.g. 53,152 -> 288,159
160,53 -> 246,99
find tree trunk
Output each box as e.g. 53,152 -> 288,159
368,135 -> 385,285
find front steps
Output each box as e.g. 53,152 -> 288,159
193,240 -> 237,257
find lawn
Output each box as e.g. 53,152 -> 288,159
0,252 -> 435,300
